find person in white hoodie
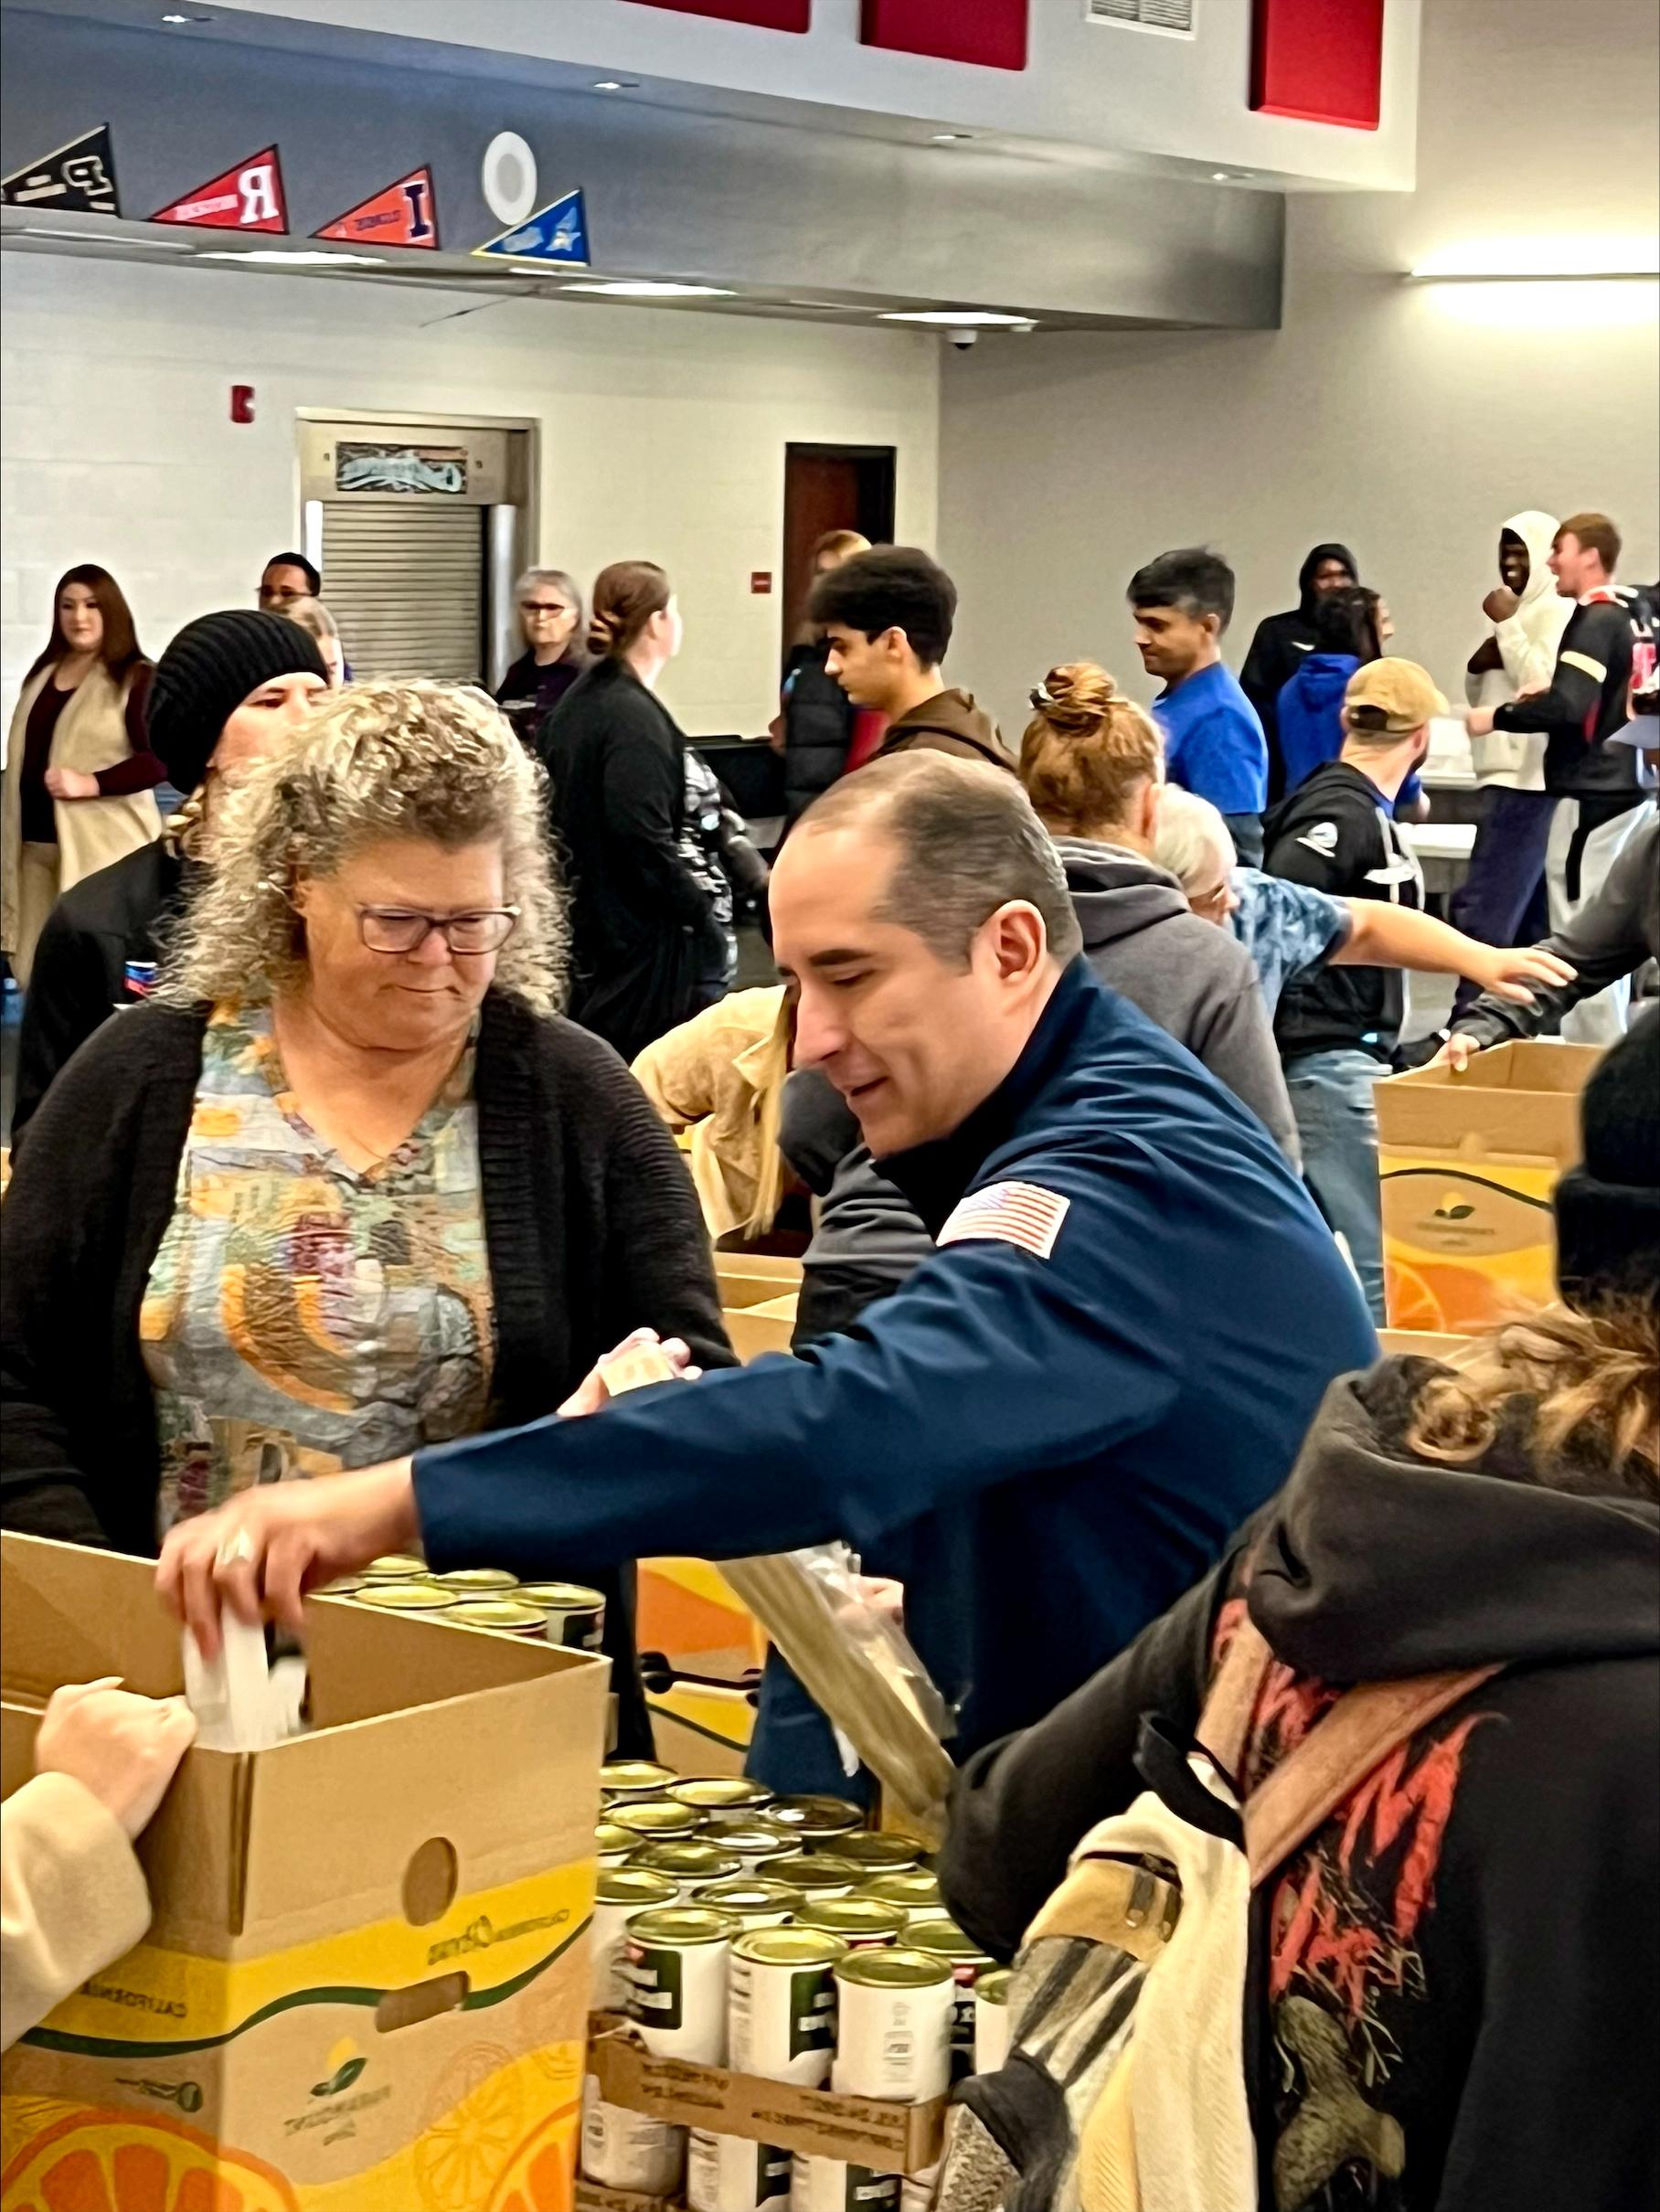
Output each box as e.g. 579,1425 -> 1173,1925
1449,511 -> 1572,1020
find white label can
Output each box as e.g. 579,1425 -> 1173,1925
974,1969 -> 1012,2075
580,2076 -> 686,2196
790,2154 -> 902,2212
593,1869 -> 678,2011
688,2129 -> 792,2211
624,1906 -> 738,2064
830,1950 -> 953,2104
729,1928 -> 845,2087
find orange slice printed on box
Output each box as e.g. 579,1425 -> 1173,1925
414,2045 -> 525,2212
1,2107 -> 300,2212
484,2101 -> 581,2212
1384,1256 -> 1446,1332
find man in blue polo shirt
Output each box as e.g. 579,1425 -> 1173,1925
1130,547 -> 1269,865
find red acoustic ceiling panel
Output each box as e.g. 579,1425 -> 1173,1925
628,0 -> 811,27
1250,0 -> 1384,130
861,0 -> 1028,72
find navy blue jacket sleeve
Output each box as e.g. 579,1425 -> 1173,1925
414,1162 -> 1185,1578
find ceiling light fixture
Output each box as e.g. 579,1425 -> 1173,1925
878,308 -> 1031,325
562,279 -> 735,298
197,249 -> 387,266
1409,234 -> 1659,281
162,12 -> 190,21
930,131 -> 973,143
592,79 -> 640,91
1211,169 -> 1252,182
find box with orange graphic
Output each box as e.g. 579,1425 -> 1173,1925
2,1533 -> 609,2212
1376,1040 -> 1601,1334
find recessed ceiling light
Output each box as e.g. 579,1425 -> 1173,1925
162,12 -> 190,21
1211,169 -> 1253,182
931,131 -> 973,144
562,279 -> 735,298
592,79 -> 640,91
878,308 -> 1030,325
197,249 -> 386,266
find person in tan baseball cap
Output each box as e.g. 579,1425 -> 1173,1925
1261,656 -> 1444,1321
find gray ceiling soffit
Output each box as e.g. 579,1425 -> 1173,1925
0,8 -> 1283,330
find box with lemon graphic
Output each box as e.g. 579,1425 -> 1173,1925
1377,1039 -> 1601,1333
2,1533 -> 609,2212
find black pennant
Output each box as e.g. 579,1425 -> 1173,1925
2,123 -> 121,217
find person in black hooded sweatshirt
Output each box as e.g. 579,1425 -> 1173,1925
1242,543 -> 1361,799
942,1006 -> 1659,2212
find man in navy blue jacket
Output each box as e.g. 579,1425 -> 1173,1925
161,759 -> 1376,1758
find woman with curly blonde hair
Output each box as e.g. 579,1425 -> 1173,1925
1,682 -> 731,1753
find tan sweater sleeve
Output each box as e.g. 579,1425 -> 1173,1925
2,1772 -> 153,2052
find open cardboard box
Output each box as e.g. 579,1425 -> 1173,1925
587,2015 -> 945,2176
723,1295 -> 799,1365
713,1253 -> 803,1313
1376,1038 -> 1600,1333
1,1532 -> 609,2210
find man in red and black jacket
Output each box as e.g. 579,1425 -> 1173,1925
1467,509 -> 1655,1043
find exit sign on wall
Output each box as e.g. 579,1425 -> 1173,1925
1250,0 -> 1384,129
862,0 -> 1027,70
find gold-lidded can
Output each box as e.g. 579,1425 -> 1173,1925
595,1822 -> 638,1867
765,1851 -> 862,1899
974,1966 -> 1013,2075
624,1904 -> 740,2063
601,1759 -> 676,1802
713,1822 -> 793,1865
792,1896 -> 907,1950
359,1553 -> 430,1581
696,1877 -> 805,1930
354,1581 -> 457,1613
766,1793 -> 863,1839
314,1575 -> 364,1597
631,1839 -> 745,1900
667,1775 -> 776,1824
825,1831 -> 923,1875
445,1599 -> 548,1636
612,1799 -> 706,1842
907,1921 -> 995,2078
859,1869 -> 950,1923
831,1947 -> 954,2103
728,1925 -> 846,2087
593,1866 -> 680,2010
517,1579 -> 607,1651
434,1566 -> 520,1594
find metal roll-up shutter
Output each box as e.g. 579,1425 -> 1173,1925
319,501 -> 485,682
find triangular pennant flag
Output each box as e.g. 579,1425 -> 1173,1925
151,144 -> 286,232
314,165 -> 439,250
473,187 -> 589,268
2,123 -> 120,217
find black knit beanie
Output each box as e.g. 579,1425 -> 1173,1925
147,610 -> 327,792
1554,1005 -> 1660,1311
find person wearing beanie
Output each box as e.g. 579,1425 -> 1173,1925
9,611 -> 325,1153
943,1007 -> 1658,2212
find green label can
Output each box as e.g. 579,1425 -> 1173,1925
517,1579 -> 606,1650
580,2075 -> 686,2196
624,1905 -> 738,2063
728,1927 -> 846,2087
593,1866 -> 679,2009
689,2130 -> 791,2212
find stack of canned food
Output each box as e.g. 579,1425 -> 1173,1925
318,1557 -> 607,1649
584,1765 -> 1013,2212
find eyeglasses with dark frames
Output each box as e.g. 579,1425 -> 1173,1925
356,906 -> 521,956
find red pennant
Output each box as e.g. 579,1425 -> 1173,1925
314,165 -> 439,250
151,145 -> 286,232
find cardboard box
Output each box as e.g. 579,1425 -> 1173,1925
722,1296 -> 799,1365
1376,1040 -> 1600,1332
586,2018 -> 944,2176
2,1533 -> 609,2211
1378,1329 -> 1478,1362
713,1255 -> 803,1313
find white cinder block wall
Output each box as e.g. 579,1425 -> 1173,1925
937,0 -> 1660,736
0,255 -> 941,738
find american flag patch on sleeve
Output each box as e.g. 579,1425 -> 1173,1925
937,1180 -> 1071,1261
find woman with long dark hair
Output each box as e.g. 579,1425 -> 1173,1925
3,565 -> 165,984
545,560 -> 724,1059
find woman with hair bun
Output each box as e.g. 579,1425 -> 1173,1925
1019,661 -> 1299,1161
545,559 -> 724,1059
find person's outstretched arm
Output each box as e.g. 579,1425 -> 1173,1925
1335,902 -> 1575,1002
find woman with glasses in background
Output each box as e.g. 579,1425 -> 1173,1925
0,683 -> 731,1754
495,567 -> 588,750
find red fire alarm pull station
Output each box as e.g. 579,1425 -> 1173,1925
230,384 -> 255,424
750,571 -> 773,595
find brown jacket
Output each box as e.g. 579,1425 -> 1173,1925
876,688 -> 1015,773
632,985 -> 793,1239
1,1771 -> 151,2051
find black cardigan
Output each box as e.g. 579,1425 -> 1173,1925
542,657 -> 721,1063
0,990 -> 734,1753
